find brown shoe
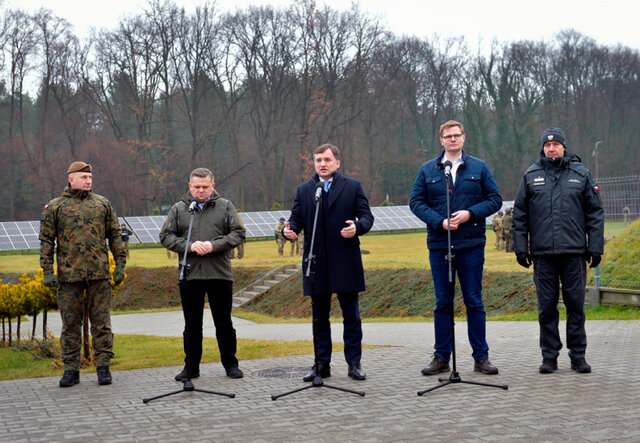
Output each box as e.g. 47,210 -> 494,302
421,355 -> 450,376
474,359 -> 499,375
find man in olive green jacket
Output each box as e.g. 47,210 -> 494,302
160,167 -> 245,380
39,161 -> 126,388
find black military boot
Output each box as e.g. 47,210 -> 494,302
97,366 -> 112,385
59,370 -> 80,387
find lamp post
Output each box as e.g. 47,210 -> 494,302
593,140 -> 603,180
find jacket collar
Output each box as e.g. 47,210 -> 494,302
437,150 -> 467,170
63,186 -> 91,200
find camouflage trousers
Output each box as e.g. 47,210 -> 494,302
276,238 -> 286,256
57,279 -> 114,370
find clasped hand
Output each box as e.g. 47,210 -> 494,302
190,240 -> 214,255
442,210 -> 470,231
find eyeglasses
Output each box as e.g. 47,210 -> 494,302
442,133 -> 464,141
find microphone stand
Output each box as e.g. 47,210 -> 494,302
272,184 -> 365,400
143,201 -> 235,403
418,164 -> 508,396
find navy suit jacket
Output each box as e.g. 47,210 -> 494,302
288,172 -> 374,295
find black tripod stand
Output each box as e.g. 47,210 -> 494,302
272,183 -> 365,401
418,161 -> 508,396
143,199 -> 235,403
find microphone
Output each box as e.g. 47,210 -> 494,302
443,160 -> 452,177
188,199 -> 198,212
315,182 -> 323,201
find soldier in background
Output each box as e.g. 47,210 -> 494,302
275,217 -> 286,256
297,229 -> 305,256
39,161 -> 126,388
120,223 -> 134,258
492,211 -> 504,250
502,208 -> 514,252
230,213 -> 245,259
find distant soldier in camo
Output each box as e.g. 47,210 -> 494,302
492,211 -> 504,251
502,207 -> 514,253
39,161 -> 126,388
275,217 -> 286,256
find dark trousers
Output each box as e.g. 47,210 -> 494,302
179,279 -> 238,374
312,292 -> 363,365
533,255 -> 587,360
429,246 -> 489,362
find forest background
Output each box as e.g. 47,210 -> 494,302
1,0 -> 638,221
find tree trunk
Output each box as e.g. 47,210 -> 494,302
16,317 -> 21,344
8,318 -> 12,346
43,310 -> 48,341
31,309 -> 37,340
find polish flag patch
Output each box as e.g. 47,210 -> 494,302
593,185 -> 599,192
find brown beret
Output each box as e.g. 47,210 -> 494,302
67,161 -> 92,174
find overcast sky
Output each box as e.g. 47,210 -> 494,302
8,0 -> 640,52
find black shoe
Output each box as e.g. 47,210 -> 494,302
226,366 -> 244,379
174,366 -> 200,381
571,358 -> 591,373
421,356 -> 450,376
303,364 -> 331,382
59,370 -> 79,388
474,359 -> 499,375
97,366 -> 112,385
347,363 -> 366,380
539,358 -> 558,374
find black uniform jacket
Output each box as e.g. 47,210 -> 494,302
512,150 -> 604,256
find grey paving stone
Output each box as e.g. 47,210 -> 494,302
1,320 -> 639,441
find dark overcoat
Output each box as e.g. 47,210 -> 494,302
288,172 -> 374,295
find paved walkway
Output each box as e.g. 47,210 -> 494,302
1,314 -> 639,441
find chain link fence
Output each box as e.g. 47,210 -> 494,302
596,175 -> 640,291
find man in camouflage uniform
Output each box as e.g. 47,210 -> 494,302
297,229 -> 305,256
502,207 -> 514,252
492,211 -> 504,250
120,223 -> 134,258
230,213 -> 245,259
275,217 -> 286,256
39,161 -> 126,388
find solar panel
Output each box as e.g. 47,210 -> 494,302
1,203 -> 513,251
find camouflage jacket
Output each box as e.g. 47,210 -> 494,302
160,190 -> 245,281
39,187 -> 126,283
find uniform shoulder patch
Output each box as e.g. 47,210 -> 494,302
594,185 -> 599,192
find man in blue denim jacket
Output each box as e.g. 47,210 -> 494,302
410,120 -> 502,376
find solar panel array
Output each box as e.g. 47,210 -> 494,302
4,204 -> 518,252
1,208 -> 413,251
0,220 -> 41,251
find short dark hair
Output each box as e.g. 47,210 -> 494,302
313,143 -> 340,160
189,168 -> 214,182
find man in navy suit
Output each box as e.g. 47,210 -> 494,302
284,143 -> 374,381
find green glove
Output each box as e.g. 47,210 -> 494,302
113,263 -> 126,285
43,271 -> 58,288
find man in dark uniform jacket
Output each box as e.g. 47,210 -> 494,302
513,127 -> 604,374
284,143 -> 374,381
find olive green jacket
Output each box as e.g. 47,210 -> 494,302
160,191 -> 245,281
39,187 -> 126,283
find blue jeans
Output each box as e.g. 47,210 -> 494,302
429,246 -> 489,362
